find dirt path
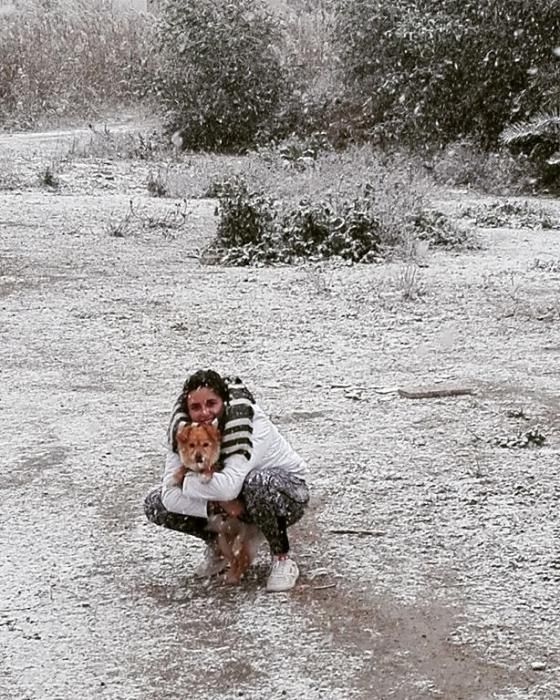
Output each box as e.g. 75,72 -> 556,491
1,123 -> 559,700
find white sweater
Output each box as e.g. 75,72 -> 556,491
161,404 -> 307,518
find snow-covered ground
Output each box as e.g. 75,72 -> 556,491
1,121 -> 559,699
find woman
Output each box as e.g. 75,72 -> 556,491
144,369 -> 310,592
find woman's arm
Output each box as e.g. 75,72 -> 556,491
220,376 -> 255,461
182,453 -> 254,502
160,450 -> 255,518
181,408 -> 272,501
161,450 -> 209,518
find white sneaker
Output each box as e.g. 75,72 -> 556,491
266,556 -> 300,592
193,543 -> 227,578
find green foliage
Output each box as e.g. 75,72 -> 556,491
208,178 -> 382,265
205,168 -> 464,266
412,210 -> 471,248
154,0 -> 287,152
146,169 -> 169,197
211,177 -> 278,250
332,0 -> 560,148
38,164 -> 59,189
501,111 -> 560,145
256,133 -> 333,171
500,110 -> 560,188
493,427 -> 546,448
460,200 -> 558,229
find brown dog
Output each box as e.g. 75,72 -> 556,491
174,422 -> 221,484
173,422 -> 258,584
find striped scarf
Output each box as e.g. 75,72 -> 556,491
167,376 -> 255,462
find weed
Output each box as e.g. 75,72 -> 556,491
482,270 -> 522,305
413,209 -> 475,248
481,269 -> 560,321
106,198 -> 189,239
430,141 -> 531,195
460,200 -> 558,229
257,133 -> 333,171
106,203 -> 135,238
143,199 -> 190,239
303,261 -> 337,296
66,126 -> 167,161
147,169 -> 169,197
38,164 -> 59,189
493,427 -> 546,448
0,162 -> 23,191
531,257 -> 560,273
395,262 -> 424,301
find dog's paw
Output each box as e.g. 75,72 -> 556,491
172,466 -> 186,485
224,569 -> 241,585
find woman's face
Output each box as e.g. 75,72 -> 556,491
186,387 -> 225,424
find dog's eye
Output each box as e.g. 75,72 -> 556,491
188,443 -> 196,448
202,442 -> 209,447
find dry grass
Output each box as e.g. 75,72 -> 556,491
0,0 -> 156,129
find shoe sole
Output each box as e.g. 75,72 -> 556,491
193,562 -> 228,579
266,584 -> 297,592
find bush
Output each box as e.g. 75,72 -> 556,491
0,0 -> 155,129
204,150 -> 467,265
430,140 -> 532,194
154,0 -> 287,152
208,179 -> 384,265
332,0 -> 560,148
459,200 -> 559,229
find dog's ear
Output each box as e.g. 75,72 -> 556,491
176,423 -> 192,443
204,423 -> 220,441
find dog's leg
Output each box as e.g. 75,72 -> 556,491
224,523 -> 251,584
222,521 -> 245,584
217,532 -> 234,562
222,533 -> 242,585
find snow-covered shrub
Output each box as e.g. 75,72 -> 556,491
205,152 -> 466,266
430,140 -> 530,195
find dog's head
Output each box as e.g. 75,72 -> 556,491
176,422 -> 221,474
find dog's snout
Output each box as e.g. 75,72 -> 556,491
194,452 -> 204,464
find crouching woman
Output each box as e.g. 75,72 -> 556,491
144,369 -> 310,592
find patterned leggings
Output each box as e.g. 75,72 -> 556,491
143,467 -> 309,556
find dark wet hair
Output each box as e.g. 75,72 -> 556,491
181,369 -> 229,408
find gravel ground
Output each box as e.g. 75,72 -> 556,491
1,121 -> 559,700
